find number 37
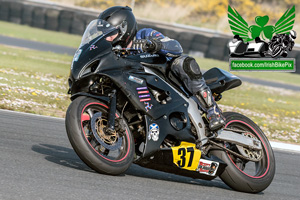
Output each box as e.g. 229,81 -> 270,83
177,147 -> 194,168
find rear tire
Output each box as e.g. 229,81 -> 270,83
210,112 -> 275,193
65,96 -> 134,175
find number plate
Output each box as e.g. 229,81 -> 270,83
171,142 -> 201,171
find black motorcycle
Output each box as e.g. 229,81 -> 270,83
65,19 -> 275,193
268,34 -> 295,58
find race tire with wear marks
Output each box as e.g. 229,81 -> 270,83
65,96 -> 135,175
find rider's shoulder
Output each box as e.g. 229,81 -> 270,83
136,28 -> 165,39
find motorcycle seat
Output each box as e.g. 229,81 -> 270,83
203,68 -> 242,94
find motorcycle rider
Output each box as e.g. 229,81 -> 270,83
99,6 -> 225,131
268,30 -> 297,57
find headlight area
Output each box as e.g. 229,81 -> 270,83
69,74 -> 102,95
79,59 -> 100,77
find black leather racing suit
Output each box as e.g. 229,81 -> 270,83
133,28 -> 225,130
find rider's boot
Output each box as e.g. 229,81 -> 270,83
196,86 -> 225,131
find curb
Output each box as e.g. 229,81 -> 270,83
270,141 -> 300,153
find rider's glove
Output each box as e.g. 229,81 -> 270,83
132,39 -> 162,53
132,39 -> 146,52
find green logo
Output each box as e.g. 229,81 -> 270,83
230,58 -> 295,72
228,5 -> 295,42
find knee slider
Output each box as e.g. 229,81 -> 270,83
183,57 -> 202,80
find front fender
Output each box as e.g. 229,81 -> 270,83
70,92 -> 110,103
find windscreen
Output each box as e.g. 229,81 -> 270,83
80,19 -> 117,47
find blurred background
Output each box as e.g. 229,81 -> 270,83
50,0 -> 300,42
0,0 -> 299,144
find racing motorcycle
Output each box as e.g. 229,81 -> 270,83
65,19 -> 275,193
267,35 -> 294,58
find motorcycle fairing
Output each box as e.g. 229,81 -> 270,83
71,20 -> 117,81
172,142 -> 221,176
70,51 -> 191,119
142,112 -> 195,157
126,53 -> 169,82
70,41 -> 112,82
126,53 -> 167,65
69,39 -> 244,161
71,49 -> 198,158
107,71 -> 196,158
171,142 -> 201,171
136,143 -> 227,180
69,51 -> 133,94
132,72 -> 189,119
69,20 -> 242,163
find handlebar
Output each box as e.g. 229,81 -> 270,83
112,46 -> 139,52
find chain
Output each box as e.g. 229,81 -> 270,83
209,140 -> 261,162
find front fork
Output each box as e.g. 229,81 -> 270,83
106,89 -> 117,135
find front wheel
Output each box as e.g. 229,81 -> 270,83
210,112 -> 275,193
271,45 -> 282,58
65,96 -> 134,175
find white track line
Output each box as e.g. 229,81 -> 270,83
270,141 -> 300,153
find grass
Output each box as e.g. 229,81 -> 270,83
0,21 -> 81,48
0,44 -> 299,144
1,20 -> 299,87
220,83 -> 300,144
0,44 -> 71,117
0,20 -> 299,143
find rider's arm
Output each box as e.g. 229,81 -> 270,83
135,28 -> 183,57
289,41 -> 295,51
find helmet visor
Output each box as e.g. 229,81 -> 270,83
80,19 -> 117,47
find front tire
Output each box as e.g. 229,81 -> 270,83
65,96 -> 134,175
271,45 -> 282,58
210,112 -> 275,193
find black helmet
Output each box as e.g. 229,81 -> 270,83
98,6 -> 137,47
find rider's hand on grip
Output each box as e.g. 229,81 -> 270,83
132,39 -> 161,53
132,39 -> 147,52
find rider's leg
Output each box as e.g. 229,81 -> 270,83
171,56 -> 225,131
195,82 -> 225,130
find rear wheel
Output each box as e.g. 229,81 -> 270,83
210,112 -> 275,193
65,96 -> 134,175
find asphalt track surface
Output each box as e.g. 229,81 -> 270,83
0,35 -> 77,55
0,109 -> 299,200
0,35 -> 300,91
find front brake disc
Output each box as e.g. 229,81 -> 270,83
91,112 -> 122,151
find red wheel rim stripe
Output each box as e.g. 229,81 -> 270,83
81,113 -> 90,122
81,102 -> 130,162
225,120 -> 270,178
